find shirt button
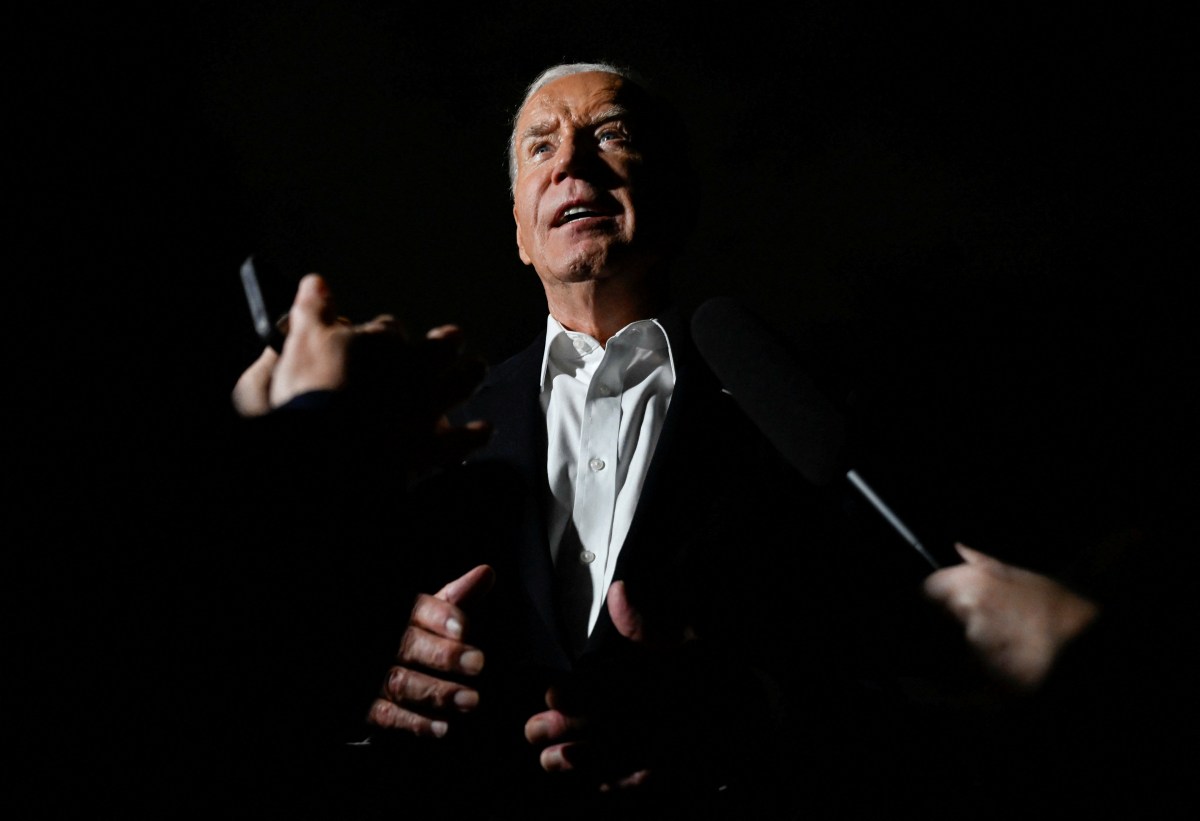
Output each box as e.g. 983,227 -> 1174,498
588,458 -> 605,471
573,339 -> 590,354
580,550 -> 596,564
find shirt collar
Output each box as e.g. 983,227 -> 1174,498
539,314 -> 676,391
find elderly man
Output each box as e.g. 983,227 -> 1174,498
233,62 -> 856,816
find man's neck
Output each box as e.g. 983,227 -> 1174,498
543,277 -> 668,346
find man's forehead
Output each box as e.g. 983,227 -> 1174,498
518,72 -> 631,132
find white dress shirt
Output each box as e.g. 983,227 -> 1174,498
539,314 -> 676,649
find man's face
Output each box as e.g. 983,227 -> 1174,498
512,71 -> 669,287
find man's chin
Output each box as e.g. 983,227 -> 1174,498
543,245 -> 665,286
542,252 -> 614,284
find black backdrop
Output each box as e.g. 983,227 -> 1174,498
13,1 -> 1194,814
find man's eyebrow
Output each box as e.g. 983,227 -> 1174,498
587,105 -> 631,128
519,105 -> 633,143
519,119 -> 558,143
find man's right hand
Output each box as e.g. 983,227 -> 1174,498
368,564 -> 496,738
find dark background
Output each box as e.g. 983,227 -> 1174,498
13,1 -> 1194,814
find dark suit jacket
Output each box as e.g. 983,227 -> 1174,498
335,306 -> 876,818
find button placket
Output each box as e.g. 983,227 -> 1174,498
572,352 -> 623,597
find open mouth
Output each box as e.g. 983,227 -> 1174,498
554,203 -> 617,227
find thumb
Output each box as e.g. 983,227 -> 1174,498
437,564 -> 496,608
954,542 -> 1000,567
289,273 -> 338,329
606,580 -> 647,643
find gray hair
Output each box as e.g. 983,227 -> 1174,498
506,62 -> 643,197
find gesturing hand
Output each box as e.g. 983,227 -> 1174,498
368,564 -> 496,737
524,580 -> 684,791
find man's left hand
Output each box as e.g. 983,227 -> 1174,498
523,580 -> 679,792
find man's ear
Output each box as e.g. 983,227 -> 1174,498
514,206 -> 531,266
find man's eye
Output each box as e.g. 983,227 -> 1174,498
598,128 -> 628,144
531,142 -> 552,156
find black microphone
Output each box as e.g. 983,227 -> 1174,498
690,296 -> 943,571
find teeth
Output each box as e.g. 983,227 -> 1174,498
563,206 -> 592,218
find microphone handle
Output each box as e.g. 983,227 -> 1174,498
846,469 -> 942,571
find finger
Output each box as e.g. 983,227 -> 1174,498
410,580 -> 480,638
425,324 -> 463,344
538,742 -> 577,772
288,273 -> 338,330
922,566 -> 981,615
542,743 -> 651,789
354,313 -> 403,336
606,580 -> 647,643
604,768 -> 652,791
543,681 -> 589,716
955,543 -> 1002,568
410,589 -> 473,640
398,617 -> 485,676
524,708 -> 583,745
921,566 -> 958,601
367,697 -> 450,738
436,564 -> 496,608
231,346 -> 279,417
382,665 -> 480,713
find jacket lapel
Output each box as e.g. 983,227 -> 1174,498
458,332 -> 573,670
584,308 -> 716,653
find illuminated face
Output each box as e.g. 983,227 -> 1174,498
512,71 -> 668,288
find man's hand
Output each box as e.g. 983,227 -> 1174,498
923,543 -> 1100,690
524,580 -> 677,791
368,564 -> 496,738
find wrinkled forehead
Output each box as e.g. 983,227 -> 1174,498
516,71 -> 637,134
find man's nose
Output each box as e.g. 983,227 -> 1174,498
551,134 -> 595,183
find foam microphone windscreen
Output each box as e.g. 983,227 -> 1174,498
690,297 -> 847,486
